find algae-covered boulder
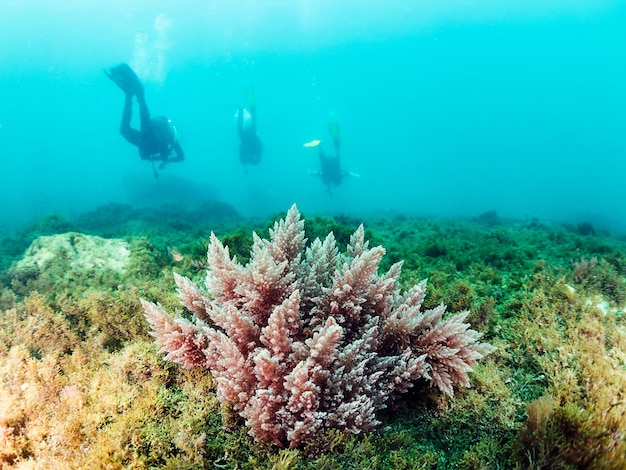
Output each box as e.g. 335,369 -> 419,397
9,233 -> 130,295
14,232 -> 130,273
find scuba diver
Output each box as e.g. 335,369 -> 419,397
105,63 -> 184,178
236,86 -> 262,169
305,121 -> 356,194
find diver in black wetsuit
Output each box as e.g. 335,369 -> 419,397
236,87 -> 262,168
318,129 -> 345,189
105,63 -> 184,177
308,121 -> 353,194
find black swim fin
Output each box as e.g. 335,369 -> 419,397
104,63 -> 143,96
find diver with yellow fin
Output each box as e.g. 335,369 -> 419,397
105,63 -> 184,178
305,120 -> 358,194
235,86 -> 262,170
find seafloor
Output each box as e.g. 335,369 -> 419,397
1,201 -> 625,469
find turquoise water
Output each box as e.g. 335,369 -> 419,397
1,1 -> 625,232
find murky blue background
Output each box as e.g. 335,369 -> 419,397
1,1 -> 625,232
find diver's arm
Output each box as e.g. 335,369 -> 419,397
120,93 -> 142,146
169,141 -> 185,162
157,142 -> 184,169
317,146 -> 326,163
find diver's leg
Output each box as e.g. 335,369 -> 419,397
120,94 -> 141,145
333,137 -> 341,159
249,105 -> 257,134
137,91 -> 151,134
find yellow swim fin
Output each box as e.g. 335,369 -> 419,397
327,121 -> 340,139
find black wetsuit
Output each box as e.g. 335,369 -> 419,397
237,105 -> 262,165
318,138 -> 346,190
120,92 -> 184,164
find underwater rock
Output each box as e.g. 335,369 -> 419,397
12,232 -> 130,275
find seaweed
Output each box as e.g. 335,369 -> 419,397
1,208 -> 625,468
